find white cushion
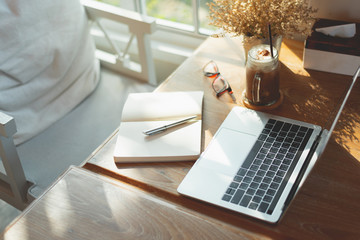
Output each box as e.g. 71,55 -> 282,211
0,0 -> 100,145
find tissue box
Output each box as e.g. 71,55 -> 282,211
303,19 -> 360,76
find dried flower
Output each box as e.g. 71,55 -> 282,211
208,0 -> 317,39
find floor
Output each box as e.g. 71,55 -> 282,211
0,68 -> 156,233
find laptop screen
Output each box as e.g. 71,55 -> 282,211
320,66 -> 360,152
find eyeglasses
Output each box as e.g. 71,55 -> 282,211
203,60 -> 237,103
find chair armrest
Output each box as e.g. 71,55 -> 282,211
0,111 -> 34,210
0,111 -> 16,138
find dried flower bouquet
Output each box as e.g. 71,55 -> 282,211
208,0 -> 317,40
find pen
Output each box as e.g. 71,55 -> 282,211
143,115 -> 197,136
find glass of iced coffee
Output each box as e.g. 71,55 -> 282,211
243,44 -> 281,108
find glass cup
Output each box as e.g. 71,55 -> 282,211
244,44 -> 280,107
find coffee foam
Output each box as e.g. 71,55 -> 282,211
249,44 -> 278,61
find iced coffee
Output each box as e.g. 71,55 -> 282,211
244,44 -> 280,106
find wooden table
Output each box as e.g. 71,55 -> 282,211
2,37 -> 360,239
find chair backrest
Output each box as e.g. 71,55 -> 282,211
82,0 -> 158,85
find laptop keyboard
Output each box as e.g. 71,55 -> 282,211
222,119 -> 313,215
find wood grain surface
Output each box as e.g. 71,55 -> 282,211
83,37 -> 360,239
1,167 -> 271,240
4,37 -> 359,239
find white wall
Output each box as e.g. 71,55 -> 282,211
310,0 -> 360,22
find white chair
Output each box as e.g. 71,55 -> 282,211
0,0 -> 157,210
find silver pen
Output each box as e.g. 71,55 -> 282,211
143,115 -> 197,136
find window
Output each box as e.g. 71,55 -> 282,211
91,0 -> 214,83
98,0 -> 214,36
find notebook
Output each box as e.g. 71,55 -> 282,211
178,66 -> 360,223
113,91 -> 204,162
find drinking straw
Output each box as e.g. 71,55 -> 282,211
268,23 -> 274,58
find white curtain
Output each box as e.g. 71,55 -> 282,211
0,0 -> 100,145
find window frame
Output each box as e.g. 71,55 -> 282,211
112,0 -> 212,38
90,0 -> 212,82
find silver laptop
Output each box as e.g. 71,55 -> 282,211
178,66 -> 360,223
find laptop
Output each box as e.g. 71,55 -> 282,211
178,66 -> 360,223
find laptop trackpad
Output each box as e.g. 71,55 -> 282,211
197,127 -> 257,175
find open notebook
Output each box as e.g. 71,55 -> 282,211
113,91 -> 204,163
